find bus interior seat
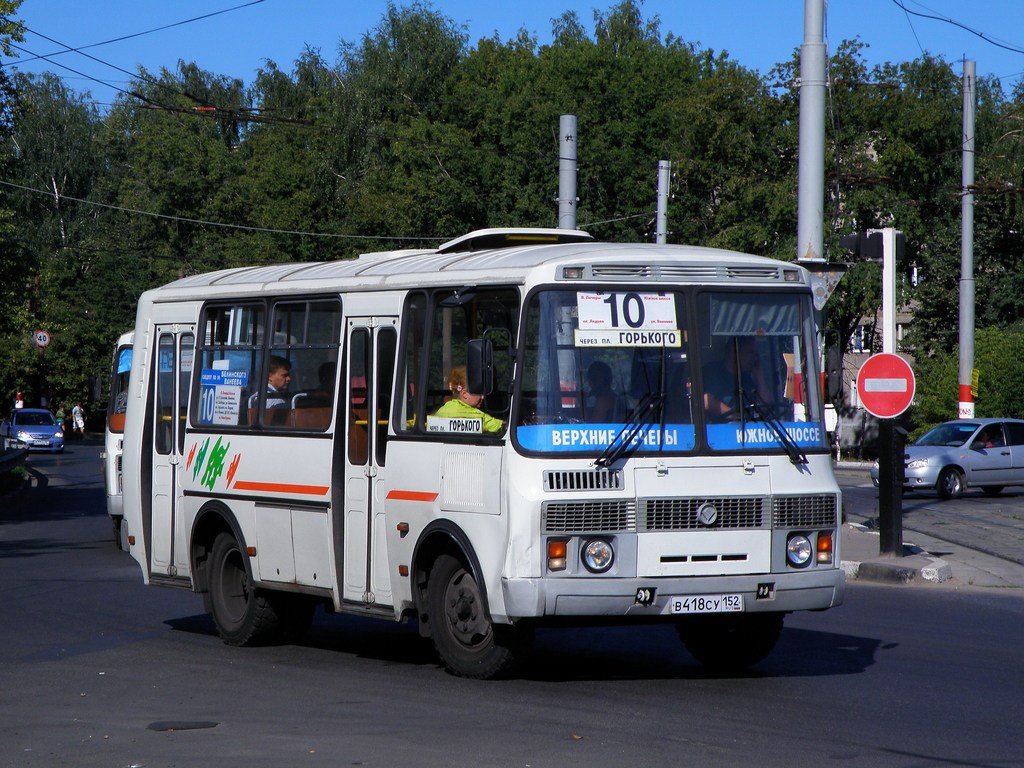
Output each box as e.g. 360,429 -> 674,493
287,407 -> 332,429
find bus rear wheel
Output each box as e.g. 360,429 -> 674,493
677,612 -> 784,671
209,532 -> 282,646
427,554 -> 527,679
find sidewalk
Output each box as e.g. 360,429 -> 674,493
840,517 -> 1024,589
835,458 -> 1024,589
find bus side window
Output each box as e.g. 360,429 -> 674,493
348,328 -> 370,465
375,327 -> 396,465
349,386 -> 369,464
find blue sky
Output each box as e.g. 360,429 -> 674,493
7,0 -> 1024,106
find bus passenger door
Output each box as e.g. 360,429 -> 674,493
342,318 -> 397,606
149,326 -> 195,577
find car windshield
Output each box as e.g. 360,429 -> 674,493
16,412 -> 56,426
17,415 -> 55,428
915,422 -> 978,447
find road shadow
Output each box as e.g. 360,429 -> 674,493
164,609 -> 881,681
165,609 -> 438,668
520,623 -> 881,682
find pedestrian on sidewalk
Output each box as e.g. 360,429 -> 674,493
72,402 -> 85,435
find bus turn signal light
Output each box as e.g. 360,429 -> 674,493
548,539 -> 567,571
817,533 -> 834,564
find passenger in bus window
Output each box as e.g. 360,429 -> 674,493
305,361 -> 337,406
584,361 -> 624,423
433,366 -> 504,433
703,336 -> 772,420
263,355 -> 292,409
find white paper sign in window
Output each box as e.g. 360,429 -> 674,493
574,291 -> 680,348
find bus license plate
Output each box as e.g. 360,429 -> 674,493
665,594 -> 743,614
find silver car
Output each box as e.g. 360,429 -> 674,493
870,418 -> 1024,499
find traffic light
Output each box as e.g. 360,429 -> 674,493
839,231 -> 905,262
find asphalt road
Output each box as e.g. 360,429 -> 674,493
2,442 -> 1023,767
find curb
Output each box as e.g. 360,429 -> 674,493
841,523 -> 953,585
841,553 -> 953,585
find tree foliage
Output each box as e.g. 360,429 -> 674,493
2,0 -> 1024,423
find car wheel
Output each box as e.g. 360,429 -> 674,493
936,467 -> 965,500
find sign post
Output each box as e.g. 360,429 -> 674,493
857,353 -> 916,556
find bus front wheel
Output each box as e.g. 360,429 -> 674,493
677,612 -> 784,671
427,554 -> 527,679
208,532 -> 281,646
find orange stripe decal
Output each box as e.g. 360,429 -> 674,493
386,489 -> 439,502
233,480 -> 330,496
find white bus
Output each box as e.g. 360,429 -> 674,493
102,331 -> 133,549
120,228 -> 844,678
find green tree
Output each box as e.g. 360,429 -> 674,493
106,62 -> 247,282
913,328 -> 1024,433
0,0 -> 26,405
5,71 -> 114,408
338,3 -> 470,241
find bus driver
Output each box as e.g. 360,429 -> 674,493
432,366 -> 504,433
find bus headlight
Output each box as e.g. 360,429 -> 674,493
786,535 -> 813,567
581,538 -> 614,573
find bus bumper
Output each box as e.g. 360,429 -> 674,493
500,568 -> 845,620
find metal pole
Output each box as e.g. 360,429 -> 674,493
877,419 -> 905,556
797,0 -> 826,264
881,228 -> 897,354
958,61 -> 976,419
558,114 -> 578,230
655,160 -> 670,244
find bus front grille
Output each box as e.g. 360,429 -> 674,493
772,494 -> 839,528
543,468 -> 623,492
542,500 -> 636,533
641,497 -> 766,530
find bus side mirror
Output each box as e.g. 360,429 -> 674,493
467,339 -> 494,396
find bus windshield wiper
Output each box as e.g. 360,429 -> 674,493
742,392 -> 808,466
594,391 -> 665,468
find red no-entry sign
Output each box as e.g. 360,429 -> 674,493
857,353 -> 915,419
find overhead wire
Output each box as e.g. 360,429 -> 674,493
2,0 -> 266,68
0,179 -> 446,244
3,2 -> 296,128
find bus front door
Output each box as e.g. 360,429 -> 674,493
149,326 -> 194,578
341,319 -> 397,607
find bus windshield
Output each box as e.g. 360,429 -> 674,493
515,288 -> 827,456
107,342 -> 133,434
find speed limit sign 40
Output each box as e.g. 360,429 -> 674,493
33,329 -> 51,347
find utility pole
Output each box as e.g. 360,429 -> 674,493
655,160 -> 670,244
959,61 -> 976,419
797,0 -> 825,265
878,228 -> 898,354
558,114 -> 578,230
